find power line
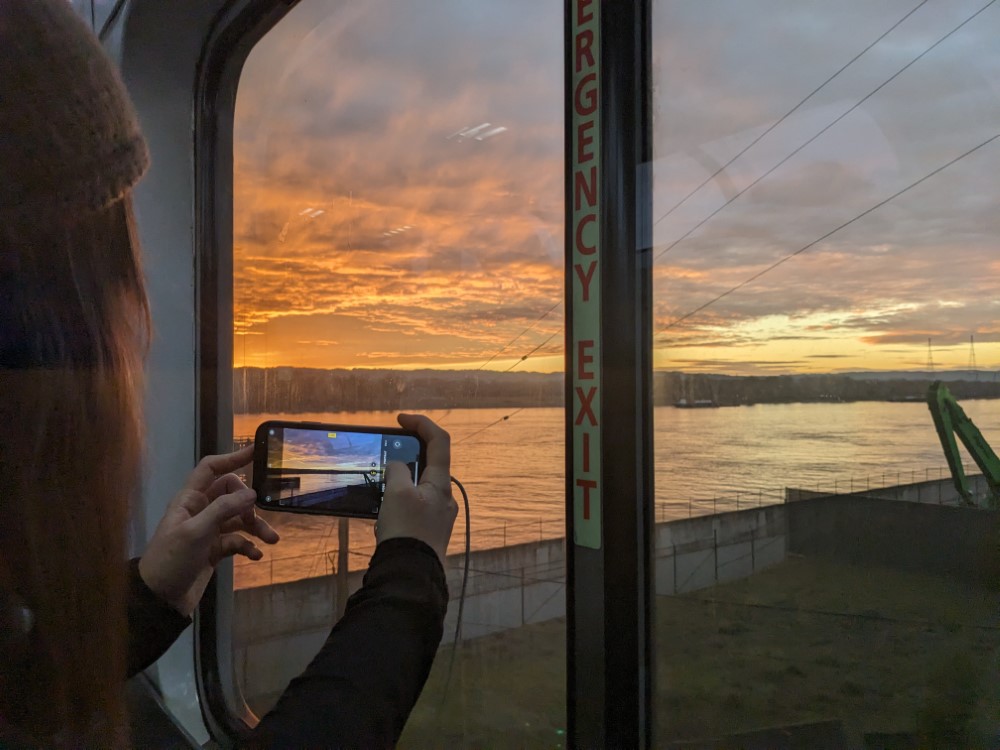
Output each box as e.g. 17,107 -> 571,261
460,0 -> 985,416
455,408 -> 525,445
452,330 -> 559,441
467,1 -> 946,379
653,0 -> 930,230
454,3 -> 981,442
501,331 -> 560,373
461,0 -> 952,375
476,301 -> 561,370
652,0 -> 997,264
658,132 -> 1000,334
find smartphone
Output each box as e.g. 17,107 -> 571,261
252,421 -> 425,519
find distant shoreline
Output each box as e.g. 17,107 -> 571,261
232,366 -> 1000,414
232,395 -> 1000,416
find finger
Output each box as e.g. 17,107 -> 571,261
217,533 -> 262,561
205,473 -> 248,502
192,486 -> 257,535
221,509 -> 281,544
185,445 -> 254,493
249,512 -> 280,544
397,413 -> 451,493
171,488 -> 211,517
383,460 -> 419,498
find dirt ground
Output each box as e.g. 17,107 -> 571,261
401,557 -> 1000,748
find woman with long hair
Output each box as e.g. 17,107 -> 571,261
0,2 -> 456,747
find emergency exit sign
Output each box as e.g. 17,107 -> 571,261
571,0 -> 600,549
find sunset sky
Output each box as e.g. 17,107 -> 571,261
234,0 -> 1000,376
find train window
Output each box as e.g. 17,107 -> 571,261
230,0 -> 566,743
652,0 -> 1000,745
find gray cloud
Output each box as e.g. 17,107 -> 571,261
233,0 -> 1000,372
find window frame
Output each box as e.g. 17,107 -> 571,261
109,0 -> 287,741
194,0 -> 656,745
194,0 -> 302,740
564,1 -> 655,746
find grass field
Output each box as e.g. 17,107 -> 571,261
400,557 -> 1000,748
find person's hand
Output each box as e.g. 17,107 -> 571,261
138,445 -> 280,616
375,414 -> 457,565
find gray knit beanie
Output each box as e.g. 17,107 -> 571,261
0,0 -> 149,222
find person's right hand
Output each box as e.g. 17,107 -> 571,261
375,414 -> 457,565
139,446 -> 279,616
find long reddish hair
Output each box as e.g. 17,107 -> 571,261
0,195 -> 150,747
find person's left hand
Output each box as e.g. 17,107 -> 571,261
138,445 -> 280,616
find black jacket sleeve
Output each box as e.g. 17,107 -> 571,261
126,558 -> 192,677
246,537 -> 449,749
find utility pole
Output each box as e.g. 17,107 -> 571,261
969,334 -> 978,381
927,337 -> 934,374
336,519 -> 350,618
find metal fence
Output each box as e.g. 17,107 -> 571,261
233,459 -> 977,588
666,464 -> 976,519
656,528 -> 785,595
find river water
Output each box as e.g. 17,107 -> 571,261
232,400 -> 1000,586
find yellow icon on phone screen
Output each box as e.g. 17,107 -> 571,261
328,432 -> 337,438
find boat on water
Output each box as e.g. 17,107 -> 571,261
674,372 -> 720,408
675,398 -> 719,408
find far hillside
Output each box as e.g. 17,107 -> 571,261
232,367 -> 1000,413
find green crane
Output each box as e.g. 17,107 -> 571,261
926,381 -> 1000,507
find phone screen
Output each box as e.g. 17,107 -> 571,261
255,423 -> 422,518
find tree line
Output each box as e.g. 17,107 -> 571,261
232,367 -> 1000,413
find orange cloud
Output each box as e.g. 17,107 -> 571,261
233,1 -> 1000,376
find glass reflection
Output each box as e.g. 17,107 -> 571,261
653,0 -> 1000,744
231,0 -> 566,743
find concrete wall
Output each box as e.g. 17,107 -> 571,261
440,537 -> 567,641
233,478 -> 994,706
233,507 -> 788,703
786,493 -> 1000,583
786,473 -> 990,507
233,476 -> 999,708
233,537 -> 569,702
866,473 -> 991,506
654,504 -> 786,595
233,569 -> 366,703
